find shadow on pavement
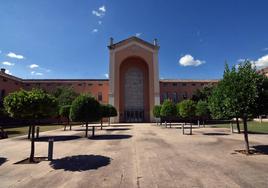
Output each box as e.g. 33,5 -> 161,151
247,131 -> 268,135
89,134 -> 132,140
50,155 -> 111,171
105,128 -> 130,131
35,135 -> 81,142
111,124 -> 133,127
203,133 -> 230,136
0,157 -> 7,166
251,145 -> 268,155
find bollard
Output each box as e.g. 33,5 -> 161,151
92,126 -> 95,137
48,138 -> 54,161
182,124 -> 185,135
36,127 -> 40,138
190,124 -> 192,135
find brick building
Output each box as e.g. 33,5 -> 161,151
1,37 -> 218,123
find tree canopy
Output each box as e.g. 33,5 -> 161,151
178,99 -> 196,119
160,100 -> 176,119
53,86 -> 78,107
153,105 -> 161,118
4,89 -> 58,120
195,100 -> 209,118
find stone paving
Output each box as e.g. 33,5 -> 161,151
0,123 -> 268,188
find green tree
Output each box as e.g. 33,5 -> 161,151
59,105 -> 71,131
208,61 -> 266,154
53,86 -> 78,106
178,99 -> 196,134
4,89 -> 58,162
195,100 -> 209,127
160,100 -> 176,127
192,84 -> 215,102
107,104 -> 117,126
70,94 -> 101,137
153,105 -> 162,125
100,104 -> 118,128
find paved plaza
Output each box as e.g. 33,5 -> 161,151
0,123 -> 268,188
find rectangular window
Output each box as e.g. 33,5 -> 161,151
182,83 -> 187,86
98,92 -> 102,101
88,83 -> 93,86
163,83 -> 168,87
98,83 -> 103,86
192,83 -> 196,86
173,83 -> 177,86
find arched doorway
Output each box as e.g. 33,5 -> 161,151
119,57 -> 149,122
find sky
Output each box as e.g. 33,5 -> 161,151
0,0 -> 268,80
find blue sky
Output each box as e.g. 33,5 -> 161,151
0,0 -> 268,79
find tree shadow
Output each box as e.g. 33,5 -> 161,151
251,145 -> 268,155
247,131 -> 268,135
111,124 -> 133,127
0,157 -> 7,166
105,128 -> 130,131
203,133 -> 230,136
35,135 -> 81,142
6,130 -> 21,135
49,155 -> 111,171
74,128 -> 93,132
89,134 -> 132,140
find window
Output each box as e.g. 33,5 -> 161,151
98,83 -> 103,86
78,84 -> 82,86
172,92 -> 177,103
26,84 -> 30,86
98,92 -> 102,101
173,83 -> 177,86
3,79 -> 7,82
192,83 -> 196,86
182,83 -> 187,86
182,92 -> 188,99
201,83 -> 204,86
0,90 -> 5,101
88,83 -> 93,86
163,83 -> 168,87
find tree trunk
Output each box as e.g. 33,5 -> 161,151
85,122 -> 88,137
243,117 -> 250,154
101,119 -> 103,130
236,117 -> 241,134
64,124 -> 66,131
190,119 -> 192,135
28,125 -> 32,139
29,125 -> 35,162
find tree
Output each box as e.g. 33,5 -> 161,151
59,105 -> 71,131
153,105 -> 161,125
160,100 -> 176,127
53,86 -> 78,106
195,100 -> 209,127
107,104 -> 117,126
4,89 -> 58,162
100,104 -> 109,130
192,84 -> 215,102
70,94 -> 101,137
208,61 -> 266,154
178,99 -> 196,134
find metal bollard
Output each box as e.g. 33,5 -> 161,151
48,138 -> 54,161
36,127 -> 40,138
92,126 -> 95,137
182,124 -> 185,135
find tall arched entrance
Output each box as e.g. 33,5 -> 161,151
119,57 -> 149,122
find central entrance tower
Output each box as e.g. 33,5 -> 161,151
108,36 -> 160,123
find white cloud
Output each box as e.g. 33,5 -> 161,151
179,54 -> 205,66
104,73 -> 109,78
7,52 -> 24,59
253,54 -> 268,69
2,61 -> 14,66
31,71 -> 43,76
92,5 -> 106,18
29,64 -> 39,69
99,6 -> 106,12
92,29 -> 98,33
98,21 -> 102,25
262,48 -> 268,51
5,69 -> 12,75
135,33 -> 142,37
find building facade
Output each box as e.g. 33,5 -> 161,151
0,37 -> 219,123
